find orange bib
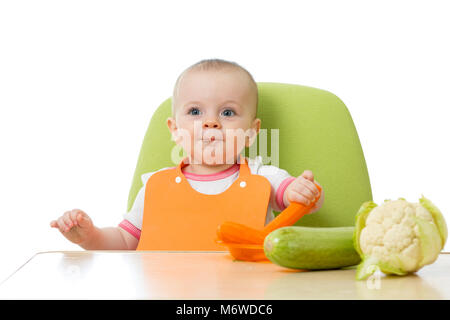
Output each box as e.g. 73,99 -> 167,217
136,155 -> 271,251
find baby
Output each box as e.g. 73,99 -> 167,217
50,58 -> 324,250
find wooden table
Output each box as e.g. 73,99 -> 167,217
0,251 -> 449,299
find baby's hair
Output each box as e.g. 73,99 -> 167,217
171,58 -> 258,118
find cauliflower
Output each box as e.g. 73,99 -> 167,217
353,196 -> 447,280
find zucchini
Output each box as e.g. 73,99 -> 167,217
263,226 -> 361,270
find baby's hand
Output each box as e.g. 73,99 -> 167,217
50,209 -> 95,245
283,170 -> 322,211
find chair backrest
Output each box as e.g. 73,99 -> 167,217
127,82 -> 372,227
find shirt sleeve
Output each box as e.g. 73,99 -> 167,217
249,156 -> 296,213
119,167 -> 173,239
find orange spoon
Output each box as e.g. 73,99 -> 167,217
216,184 -> 322,244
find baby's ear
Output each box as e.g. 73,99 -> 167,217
166,118 -> 179,144
253,118 -> 261,134
167,117 -> 177,132
167,117 -> 179,141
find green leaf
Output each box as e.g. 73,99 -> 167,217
355,254 -> 409,280
355,255 -> 380,280
353,201 -> 378,257
419,195 -> 448,248
377,256 -> 408,276
413,216 -> 442,267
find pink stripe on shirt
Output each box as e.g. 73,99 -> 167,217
119,219 -> 141,240
182,163 -> 239,181
276,176 -> 296,211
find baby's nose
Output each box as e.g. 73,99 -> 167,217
203,119 -> 221,129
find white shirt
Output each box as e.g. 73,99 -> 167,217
120,156 -> 296,239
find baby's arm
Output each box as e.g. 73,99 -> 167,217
81,226 -> 138,250
50,209 -> 138,250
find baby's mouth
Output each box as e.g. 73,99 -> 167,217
200,128 -> 224,143
201,137 -> 222,143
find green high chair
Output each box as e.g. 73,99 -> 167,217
127,82 -> 372,228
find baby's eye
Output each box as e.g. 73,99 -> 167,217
188,107 -> 201,116
222,109 -> 235,117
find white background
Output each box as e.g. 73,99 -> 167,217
0,0 -> 449,282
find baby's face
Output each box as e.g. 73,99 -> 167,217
168,69 -> 260,165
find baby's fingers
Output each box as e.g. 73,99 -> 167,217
53,216 -> 69,233
74,211 -> 92,229
69,209 -> 82,227
301,178 -> 320,198
291,182 -> 315,200
288,190 -> 313,206
62,211 -> 76,232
